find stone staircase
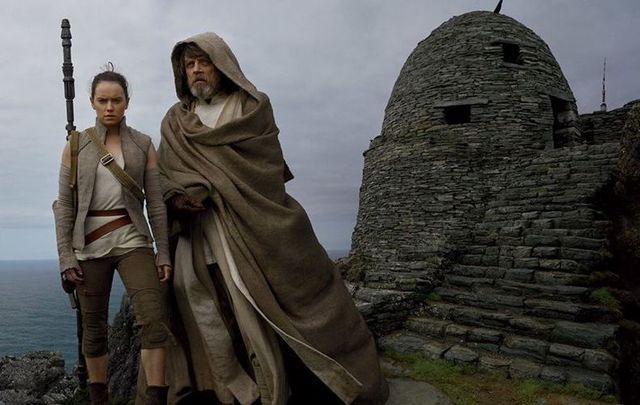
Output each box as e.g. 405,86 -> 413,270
378,144 -> 623,393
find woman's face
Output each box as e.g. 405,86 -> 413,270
91,81 -> 128,129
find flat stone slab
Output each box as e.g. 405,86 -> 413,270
386,378 -> 452,405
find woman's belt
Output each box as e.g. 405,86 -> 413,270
85,209 -> 132,245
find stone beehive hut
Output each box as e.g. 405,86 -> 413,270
349,10 -> 636,395
352,11 -> 581,290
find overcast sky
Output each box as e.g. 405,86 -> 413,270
0,0 -> 638,260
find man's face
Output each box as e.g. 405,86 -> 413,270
184,53 -> 219,100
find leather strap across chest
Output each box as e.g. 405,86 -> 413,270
86,127 -> 145,203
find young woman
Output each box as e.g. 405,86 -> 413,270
53,66 -> 171,405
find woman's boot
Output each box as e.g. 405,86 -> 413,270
88,382 -> 109,405
146,385 -> 169,405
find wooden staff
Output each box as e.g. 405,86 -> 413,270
61,18 -> 88,389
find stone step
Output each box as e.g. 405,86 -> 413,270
472,227 -> 608,246
378,331 -> 615,393
444,274 -> 590,303
465,233 -> 606,252
414,303 -> 619,351
404,317 -> 617,374
458,246 -> 606,268
451,265 -> 591,286
433,286 -> 621,323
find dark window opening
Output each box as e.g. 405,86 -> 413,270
444,105 -> 471,124
550,96 -> 579,148
502,43 -> 523,65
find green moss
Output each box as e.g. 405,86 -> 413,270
383,351 -> 618,404
516,379 -> 544,404
591,287 -> 622,311
426,292 -> 442,301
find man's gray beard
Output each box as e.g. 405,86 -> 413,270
190,83 -> 215,100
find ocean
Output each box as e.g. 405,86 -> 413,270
0,249 -> 348,371
0,259 -> 125,370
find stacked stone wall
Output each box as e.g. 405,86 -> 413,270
351,11 -> 580,293
348,9 -> 637,396
372,142 -> 622,392
381,11 -> 575,151
580,100 -> 640,144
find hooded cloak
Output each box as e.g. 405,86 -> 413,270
158,32 -> 388,404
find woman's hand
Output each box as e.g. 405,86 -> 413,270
63,267 -> 84,284
157,264 -> 172,282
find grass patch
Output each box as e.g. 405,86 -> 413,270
590,287 -> 622,311
426,292 -> 443,302
383,351 -> 617,404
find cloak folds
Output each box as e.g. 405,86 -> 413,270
158,32 -> 388,404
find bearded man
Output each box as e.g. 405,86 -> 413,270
157,33 -> 389,405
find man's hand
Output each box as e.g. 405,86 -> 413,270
157,264 -> 172,282
62,267 -> 84,284
168,194 -> 205,219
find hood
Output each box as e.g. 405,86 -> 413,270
170,32 -> 260,104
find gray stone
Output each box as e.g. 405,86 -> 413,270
405,318 -> 450,337
508,317 -> 554,335
500,226 -> 523,237
560,248 -> 604,262
502,336 -> 548,360
503,269 -> 534,282
549,321 -> 618,349
524,299 -> 581,317
534,271 -> 589,286
479,355 -> 511,377
445,323 -> 470,339
387,378 -> 452,405
538,259 -> 563,270
423,302 -> 456,319
468,342 -> 501,352
560,236 -> 604,250
422,342 -> 452,360
485,267 -> 507,278
450,265 -> 485,277
465,293 -> 525,308
531,247 -> 560,258
565,368 -> 614,392
446,276 -> 494,288
513,258 -> 540,268
444,345 -> 479,364
546,355 -> 584,368
548,343 -> 584,361
468,328 -> 503,344
525,235 -> 560,247
379,333 -> 427,354
540,366 -> 567,384
582,349 -> 616,373
509,359 -> 542,379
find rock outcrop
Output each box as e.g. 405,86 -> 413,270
0,352 -> 75,405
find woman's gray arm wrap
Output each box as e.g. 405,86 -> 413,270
52,165 -> 80,273
145,168 -> 171,267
